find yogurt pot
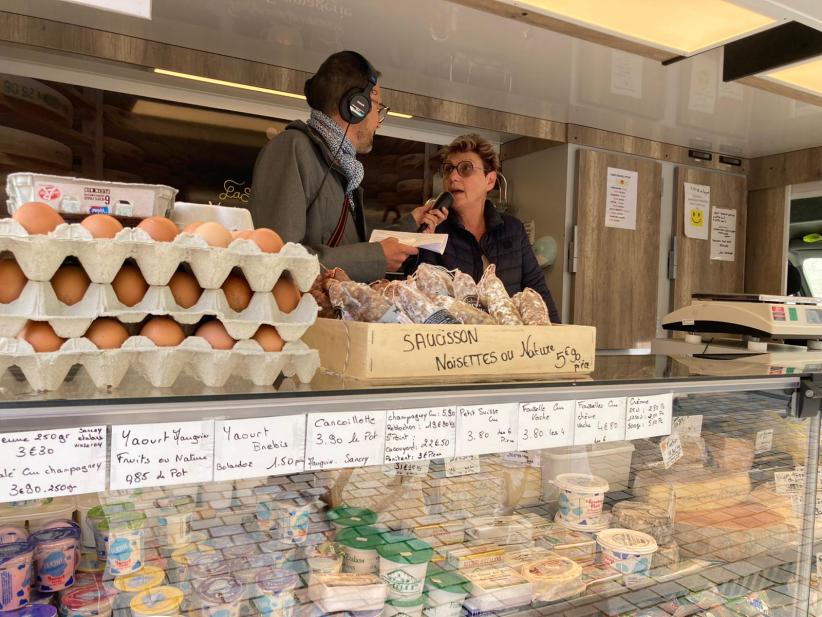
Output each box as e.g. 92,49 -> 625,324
30,527 -> 80,592
39,520 -> 81,534
377,533 -> 433,600
257,493 -> 313,545
2,604 -> 57,617
254,568 -> 298,616
596,528 -> 658,575
0,526 -> 28,544
97,512 -> 146,576
112,564 -> 166,610
130,585 -> 184,617
327,507 -> 378,534
384,596 -> 425,617
305,542 -> 342,576
553,474 -> 609,527
0,540 -> 34,611
154,495 -> 196,548
338,526 -> 385,574
59,584 -> 114,617
189,555 -> 230,581
169,543 -> 216,583
424,571 -> 469,617
86,503 -> 135,560
193,575 -> 245,617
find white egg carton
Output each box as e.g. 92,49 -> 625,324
0,280 -> 318,340
0,336 -> 319,391
0,220 -> 320,291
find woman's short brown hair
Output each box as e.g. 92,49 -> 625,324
440,133 -> 500,173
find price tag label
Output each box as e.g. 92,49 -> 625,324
754,429 -> 774,454
385,460 -> 431,477
383,407 -> 456,463
574,398 -> 626,445
517,401 -> 574,450
445,456 -> 480,477
304,412 -> 385,471
625,393 -> 673,440
0,427 -> 106,502
213,415 -> 306,481
660,434 -> 683,469
673,415 -> 702,437
454,403 -> 518,456
110,421 -> 214,490
774,470 -> 804,495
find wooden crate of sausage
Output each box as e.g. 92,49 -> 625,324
303,317 -> 595,383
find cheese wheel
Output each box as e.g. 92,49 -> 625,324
103,137 -> 145,166
0,74 -> 73,124
633,469 -> 751,513
0,126 -> 72,169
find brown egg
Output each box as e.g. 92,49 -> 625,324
12,202 -> 65,235
273,274 -> 301,313
221,273 -> 253,312
195,320 -> 236,350
249,228 -> 284,253
194,222 -> 233,248
81,214 -> 123,239
112,264 -> 149,307
183,221 -> 204,233
140,317 -> 185,347
137,217 -> 179,242
232,230 -> 253,240
169,271 -> 202,308
17,321 -> 65,352
252,324 -> 285,352
51,265 -> 91,305
84,318 -> 129,349
0,258 -> 27,303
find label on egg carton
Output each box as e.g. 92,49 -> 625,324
0,336 -> 319,391
0,280 -> 319,341
0,219 -> 320,291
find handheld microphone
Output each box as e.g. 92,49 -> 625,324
416,191 -> 453,232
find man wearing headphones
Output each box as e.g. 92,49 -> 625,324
249,51 -> 446,282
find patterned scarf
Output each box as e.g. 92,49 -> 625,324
307,109 -> 364,198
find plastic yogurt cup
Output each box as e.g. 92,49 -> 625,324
59,584 -> 114,617
338,526 -> 385,574
154,495 -> 196,548
1,605 -> 57,617
305,542 -> 342,575
189,555 -> 230,581
112,565 -> 166,610
596,528 -> 658,575
256,493 -> 313,545
384,595 -> 425,617
40,520 -> 81,533
130,585 -> 184,617
553,474 -> 609,527
193,575 -> 245,617
327,507 -> 378,533
253,568 -> 298,616
97,512 -> 146,576
169,543 -> 216,583
0,526 -> 28,544
0,540 -> 34,611
87,503 -> 135,561
377,533 -> 433,600
30,527 -> 80,592
424,570 -> 470,617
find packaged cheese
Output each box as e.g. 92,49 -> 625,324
633,469 -> 751,513
462,565 -> 533,613
703,433 -> 754,472
535,524 -> 596,565
500,546 -> 554,570
466,515 -> 533,546
307,572 -> 387,613
520,555 -> 583,602
445,544 -> 504,569
611,501 -> 674,545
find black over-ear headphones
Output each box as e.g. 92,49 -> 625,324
304,51 -> 378,125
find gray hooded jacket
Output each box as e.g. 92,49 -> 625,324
248,120 -> 416,282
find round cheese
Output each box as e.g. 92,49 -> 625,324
0,127 -> 72,169
0,75 -> 73,124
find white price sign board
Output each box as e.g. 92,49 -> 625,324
304,412 -> 385,470
110,421 -> 214,490
517,401 -> 575,449
455,403 -> 518,456
0,427 -> 106,502
574,398 -> 626,445
383,407 -> 456,463
660,434 -> 683,469
625,394 -> 673,440
213,416 -> 306,481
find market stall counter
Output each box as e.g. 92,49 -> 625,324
0,356 -> 820,617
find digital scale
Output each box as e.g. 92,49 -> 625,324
652,293 -> 822,375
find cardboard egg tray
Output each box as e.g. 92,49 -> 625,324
0,220 -> 319,291
0,280 -> 318,340
0,336 -> 319,391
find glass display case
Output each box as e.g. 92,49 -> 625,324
0,356 -> 820,617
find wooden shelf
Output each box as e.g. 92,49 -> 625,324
0,112 -> 94,156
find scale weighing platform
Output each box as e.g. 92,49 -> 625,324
652,293 -> 822,375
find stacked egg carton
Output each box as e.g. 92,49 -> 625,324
0,219 -> 320,390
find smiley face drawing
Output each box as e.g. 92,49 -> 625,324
690,207 -> 704,227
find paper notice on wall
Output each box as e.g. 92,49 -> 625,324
710,207 -> 737,261
573,398 -> 626,445
304,411 -> 386,471
660,434 -> 683,469
610,50 -> 643,99
683,183 -> 710,240
625,393 -> 673,440
0,427 -> 107,503
213,415 -> 306,482
455,403 -> 518,456
110,421 -> 214,490
516,401 -> 575,449
688,54 -> 718,114
605,167 -> 638,230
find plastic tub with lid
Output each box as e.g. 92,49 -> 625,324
425,570 -> 470,617
130,585 -> 184,617
59,584 -> 114,617
0,539 -> 34,611
193,575 -> 244,617
377,532 -> 433,600
553,473 -> 609,528
596,528 -> 658,575
253,568 -> 298,616
338,525 -> 385,574
541,441 -> 634,499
